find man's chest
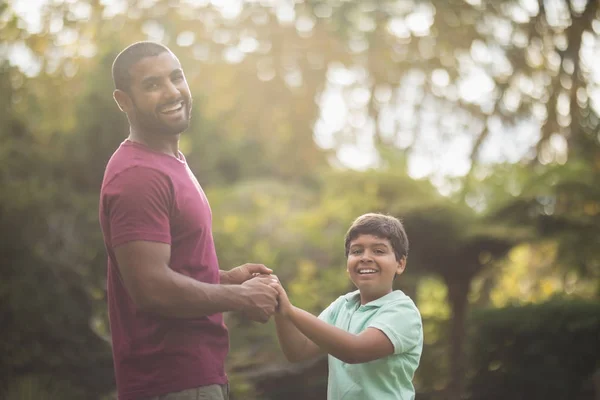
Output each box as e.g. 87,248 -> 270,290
170,168 -> 212,237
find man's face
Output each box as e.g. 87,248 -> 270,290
346,234 -> 406,304
125,52 -> 192,136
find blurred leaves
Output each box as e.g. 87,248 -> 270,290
1,0 -> 599,399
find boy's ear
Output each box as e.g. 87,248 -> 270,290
395,256 -> 407,276
113,89 -> 131,114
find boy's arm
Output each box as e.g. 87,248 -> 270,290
271,281 -> 393,364
287,306 -> 394,364
274,313 -> 324,362
270,280 -> 323,362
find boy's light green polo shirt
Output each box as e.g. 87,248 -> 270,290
318,290 -> 423,400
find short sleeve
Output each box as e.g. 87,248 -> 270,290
369,300 -> 422,354
103,166 -> 173,247
318,296 -> 345,324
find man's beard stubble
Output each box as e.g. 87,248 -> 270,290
131,97 -> 192,136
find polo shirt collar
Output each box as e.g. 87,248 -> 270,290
343,290 -> 405,309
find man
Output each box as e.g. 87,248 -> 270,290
99,41 -> 279,400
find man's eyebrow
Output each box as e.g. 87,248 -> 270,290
170,68 -> 184,76
140,75 -> 160,85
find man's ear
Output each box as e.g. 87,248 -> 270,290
113,89 -> 131,114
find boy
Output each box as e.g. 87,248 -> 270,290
271,213 -> 423,400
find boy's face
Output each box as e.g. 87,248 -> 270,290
346,234 -> 406,304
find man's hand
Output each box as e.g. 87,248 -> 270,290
240,276 -> 279,323
269,277 -> 293,318
220,263 -> 272,285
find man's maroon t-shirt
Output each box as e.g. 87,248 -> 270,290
99,140 -> 228,400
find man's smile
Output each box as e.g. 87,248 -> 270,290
159,100 -> 185,115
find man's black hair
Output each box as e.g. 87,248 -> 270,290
112,41 -> 173,92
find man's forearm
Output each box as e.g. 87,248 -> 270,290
140,269 -> 247,318
289,306 -> 363,363
219,269 -> 232,285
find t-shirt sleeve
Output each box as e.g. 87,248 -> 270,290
318,296 -> 345,324
103,166 -> 173,247
369,300 -> 423,354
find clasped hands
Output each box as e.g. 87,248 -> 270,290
222,263 -> 289,323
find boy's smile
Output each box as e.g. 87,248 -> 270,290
347,234 -> 406,304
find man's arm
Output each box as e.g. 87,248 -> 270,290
114,240 -> 279,320
271,282 -> 394,364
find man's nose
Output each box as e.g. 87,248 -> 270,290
164,81 -> 180,99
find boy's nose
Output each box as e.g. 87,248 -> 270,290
360,254 -> 374,262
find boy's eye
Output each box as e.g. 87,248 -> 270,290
350,249 -> 362,255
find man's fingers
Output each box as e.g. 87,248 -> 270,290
245,263 -> 273,275
253,275 -> 279,286
245,310 -> 271,324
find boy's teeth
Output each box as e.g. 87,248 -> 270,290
359,269 -> 377,274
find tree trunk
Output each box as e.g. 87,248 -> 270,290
445,275 -> 472,400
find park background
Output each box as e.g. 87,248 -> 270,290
1,0 -> 600,399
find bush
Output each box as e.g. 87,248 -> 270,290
467,298 -> 600,400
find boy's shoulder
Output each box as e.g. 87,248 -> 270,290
350,290 -> 417,308
328,290 -> 419,313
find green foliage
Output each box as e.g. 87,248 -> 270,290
1,0 -> 599,399
2,374 -> 85,400
467,298 -> 600,400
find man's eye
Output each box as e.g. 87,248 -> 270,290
173,75 -> 183,82
145,83 -> 158,90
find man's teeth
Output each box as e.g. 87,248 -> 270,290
358,269 -> 377,274
161,102 -> 183,112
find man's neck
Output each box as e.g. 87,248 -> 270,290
128,128 -> 180,158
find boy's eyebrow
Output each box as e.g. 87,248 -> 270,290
349,242 -> 391,248
371,242 -> 391,248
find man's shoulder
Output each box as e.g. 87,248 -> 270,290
103,145 -> 168,190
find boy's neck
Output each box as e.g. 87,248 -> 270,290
359,289 -> 393,305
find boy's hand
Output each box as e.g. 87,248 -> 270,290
269,276 -> 293,317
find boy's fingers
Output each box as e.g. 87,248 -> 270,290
268,282 -> 284,294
